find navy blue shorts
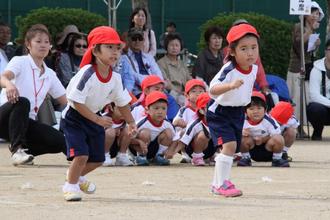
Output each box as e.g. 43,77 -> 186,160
61,107 -> 105,163
250,144 -> 273,162
206,100 -> 244,151
185,139 -> 217,159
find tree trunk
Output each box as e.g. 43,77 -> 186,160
131,0 -> 152,29
326,0 -> 330,40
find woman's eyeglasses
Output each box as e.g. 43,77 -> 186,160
75,44 -> 88,49
131,36 -> 144,42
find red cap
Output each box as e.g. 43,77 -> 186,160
252,91 -> 266,103
141,75 -> 165,91
145,91 -> 168,107
196,93 -> 210,111
226,24 -> 259,44
80,26 -> 124,68
185,79 -> 206,94
269,101 -> 294,125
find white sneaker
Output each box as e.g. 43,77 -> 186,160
11,148 -> 34,166
103,155 -> 113,166
115,154 -> 134,166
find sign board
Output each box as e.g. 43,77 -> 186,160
289,0 -> 312,15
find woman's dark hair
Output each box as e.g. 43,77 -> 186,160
304,7 -> 320,25
204,25 -> 224,44
68,33 -> 87,55
164,32 -> 183,51
129,7 -> 148,30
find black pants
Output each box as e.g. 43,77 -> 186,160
0,97 -> 66,156
307,102 -> 330,138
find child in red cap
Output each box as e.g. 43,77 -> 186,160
237,92 -> 289,167
61,26 -> 137,201
130,91 -> 180,165
207,23 -> 260,197
169,93 -> 218,166
131,75 -> 179,122
172,79 -> 206,163
270,101 -> 298,162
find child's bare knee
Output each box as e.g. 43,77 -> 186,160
137,129 -> 151,142
105,128 -> 116,139
158,129 -> 172,145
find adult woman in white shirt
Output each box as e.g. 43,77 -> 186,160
0,24 -> 67,165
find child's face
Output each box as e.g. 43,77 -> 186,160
231,35 -> 259,70
186,86 -> 205,104
94,44 -> 122,66
144,83 -> 165,95
246,104 -> 265,122
146,101 -> 168,123
26,32 -> 51,60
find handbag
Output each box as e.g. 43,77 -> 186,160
36,95 -> 57,126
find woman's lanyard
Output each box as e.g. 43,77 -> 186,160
31,66 -> 45,113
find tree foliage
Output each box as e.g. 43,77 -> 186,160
199,12 -> 293,78
15,7 -> 107,44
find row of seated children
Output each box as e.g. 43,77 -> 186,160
101,75 -> 298,167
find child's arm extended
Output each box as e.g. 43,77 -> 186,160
73,102 -> 113,128
210,79 -> 244,96
165,141 -> 185,159
117,104 -> 137,137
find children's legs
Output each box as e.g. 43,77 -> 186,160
191,131 -> 209,153
283,127 -> 296,149
240,136 -> 255,158
118,127 -> 130,153
68,156 -> 88,184
157,128 -> 172,155
213,141 -> 236,188
104,128 -> 116,153
265,134 -> 285,159
133,128 -> 151,155
81,162 -> 103,176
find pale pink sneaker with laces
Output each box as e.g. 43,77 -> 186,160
211,180 -> 242,197
191,156 -> 205,166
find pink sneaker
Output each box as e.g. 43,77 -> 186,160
211,180 -> 242,197
191,156 -> 205,166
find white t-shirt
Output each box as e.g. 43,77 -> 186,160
280,115 -> 299,133
65,64 -> 131,114
173,106 -> 197,125
136,116 -> 179,142
0,55 -> 65,119
180,118 -> 209,145
243,114 -> 281,137
131,102 -> 146,122
209,61 -> 257,110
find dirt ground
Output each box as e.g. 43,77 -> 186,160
1,127 -> 330,220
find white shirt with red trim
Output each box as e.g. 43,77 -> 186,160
131,103 -> 146,122
65,64 -> 131,114
209,61 -> 257,109
279,115 -> 299,133
0,55 -> 65,120
173,105 -> 197,125
243,114 -> 281,137
180,118 -> 209,145
136,115 -> 179,142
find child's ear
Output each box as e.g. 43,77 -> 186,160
229,48 -> 235,57
145,106 -> 149,114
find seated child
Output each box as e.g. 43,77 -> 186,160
237,91 -> 289,167
131,75 -> 179,122
130,91 -> 179,166
172,79 -> 206,163
103,103 -> 134,166
269,101 -> 298,162
174,93 -> 217,166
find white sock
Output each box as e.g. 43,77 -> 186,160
283,146 -> 289,152
117,152 -> 126,157
212,153 -> 233,188
79,175 -> 87,184
63,182 -> 80,192
105,152 -> 110,157
242,152 -> 251,159
272,152 -> 282,160
157,144 -> 168,155
192,152 -> 204,158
